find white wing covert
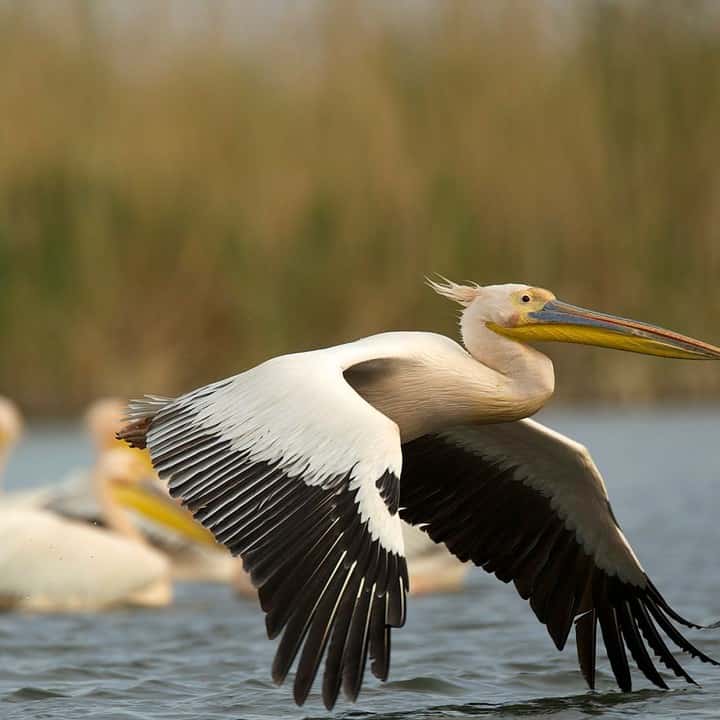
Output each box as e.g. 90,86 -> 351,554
121,348 -> 408,709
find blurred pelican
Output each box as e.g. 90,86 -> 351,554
86,400 -> 236,582
113,473 -> 238,583
1,398 -> 232,582
120,280 -> 720,708
0,398 -> 143,516
0,402 -> 172,610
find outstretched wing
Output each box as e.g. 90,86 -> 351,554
120,347 -> 409,709
400,418 -> 718,690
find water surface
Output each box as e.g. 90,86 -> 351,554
2,408 -> 720,719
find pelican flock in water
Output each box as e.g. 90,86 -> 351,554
0,401 -> 171,611
120,280 -> 720,708
0,398 -> 216,610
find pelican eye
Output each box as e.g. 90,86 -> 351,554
521,294 -> 531,303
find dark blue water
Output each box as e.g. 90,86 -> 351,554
2,408 -> 720,719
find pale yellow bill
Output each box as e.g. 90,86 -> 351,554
110,480 -> 218,547
490,299 -> 720,360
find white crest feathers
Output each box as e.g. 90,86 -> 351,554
426,276 -> 480,307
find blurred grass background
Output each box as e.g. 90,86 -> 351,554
1,0 -> 719,416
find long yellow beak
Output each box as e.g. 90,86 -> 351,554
110,480 -> 219,547
490,299 -> 720,360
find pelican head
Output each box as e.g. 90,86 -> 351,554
430,279 -> 720,360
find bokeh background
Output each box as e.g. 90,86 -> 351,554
2,0 -> 720,416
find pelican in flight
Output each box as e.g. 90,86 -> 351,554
120,280 -> 720,708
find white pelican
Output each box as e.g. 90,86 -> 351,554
84,400 -> 236,582
120,280 -> 720,708
0,398 -> 151,517
0,400 -> 174,610
4,398 -> 234,583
